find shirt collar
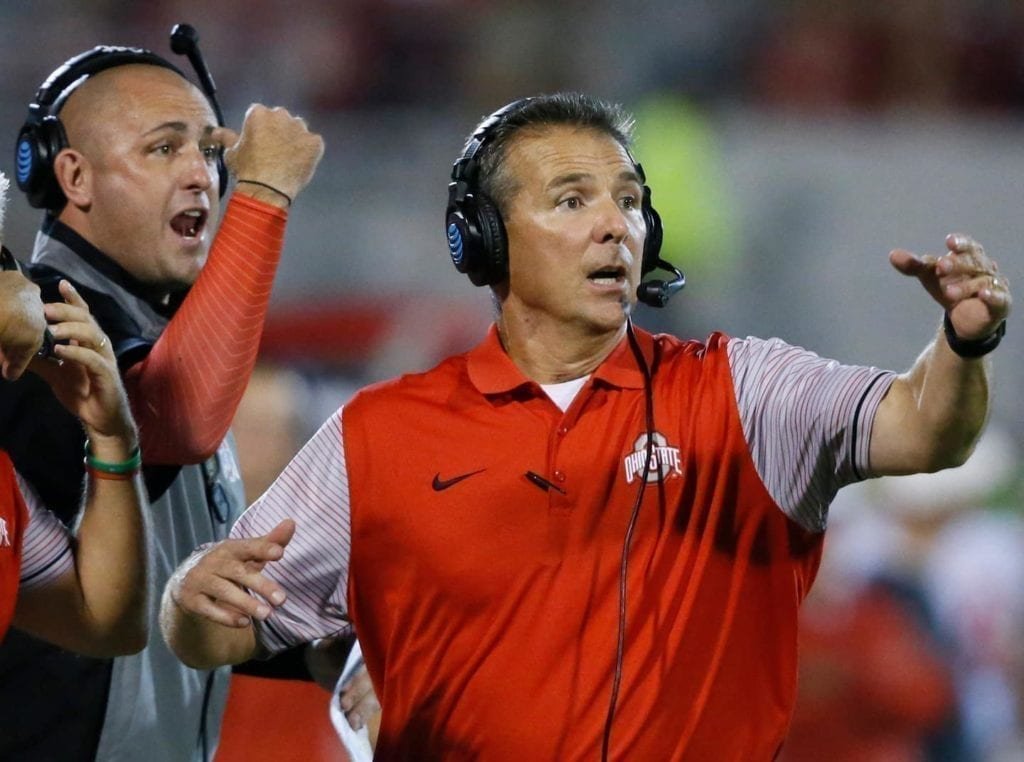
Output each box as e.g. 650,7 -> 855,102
37,216 -> 184,317
466,322 -> 653,395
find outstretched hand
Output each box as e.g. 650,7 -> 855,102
213,105 -> 324,205
30,279 -> 134,440
167,519 -> 296,628
890,234 -> 1011,341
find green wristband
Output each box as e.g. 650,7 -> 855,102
84,440 -> 142,474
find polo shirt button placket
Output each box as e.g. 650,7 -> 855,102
548,467 -> 572,514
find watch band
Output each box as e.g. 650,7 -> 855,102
0,245 -> 21,273
943,312 -> 1006,358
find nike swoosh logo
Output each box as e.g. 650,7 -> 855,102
432,469 -> 486,491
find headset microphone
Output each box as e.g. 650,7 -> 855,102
636,259 -> 686,308
169,24 -> 224,126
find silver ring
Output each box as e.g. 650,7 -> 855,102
992,276 -> 1002,290
98,336 -> 107,349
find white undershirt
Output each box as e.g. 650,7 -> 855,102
540,376 -> 589,412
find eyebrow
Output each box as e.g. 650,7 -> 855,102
143,121 -> 189,136
142,122 -> 218,138
545,169 -> 643,192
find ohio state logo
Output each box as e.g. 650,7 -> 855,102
623,431 -> 682,484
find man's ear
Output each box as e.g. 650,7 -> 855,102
52,148 -> 91,209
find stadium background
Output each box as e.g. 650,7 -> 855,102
1,2 -> 1022,759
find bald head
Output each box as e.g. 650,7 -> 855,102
60,64 -> 210,159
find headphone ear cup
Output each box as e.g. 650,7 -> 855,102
446,192 -> 507,287
640,186 -> 663,274
16,116 -> 69,210
15,125 -> 44,204
474,194 -> 508,286
447,208 -> 476,278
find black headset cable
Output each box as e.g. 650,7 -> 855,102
600,320 -> 656,762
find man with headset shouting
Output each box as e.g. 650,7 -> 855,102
0,26 -> 322,762
162,93 -> 1010,760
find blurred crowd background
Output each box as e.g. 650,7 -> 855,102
2,1 -> 1023,760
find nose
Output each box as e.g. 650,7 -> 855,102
181,145 -> 214,195
593,197 -> 630,245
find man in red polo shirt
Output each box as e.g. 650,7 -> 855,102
161,94 -> 1011,760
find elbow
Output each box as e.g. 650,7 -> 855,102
78,617 -> 149,658
173,440 -> 221,466
109,622 -> 149,657
171,648 -> 224,672
933,446 -> 973,473
158,594 -> 237,670
163,630 -> 234,671
139,428 -> 223,465
917,435 -> 978,474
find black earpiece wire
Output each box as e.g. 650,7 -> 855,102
600,319 -> 656,761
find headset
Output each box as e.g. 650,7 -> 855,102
15,23 -> 227,211
445,97 -> 685,307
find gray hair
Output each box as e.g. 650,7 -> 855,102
467,92 -> 636,213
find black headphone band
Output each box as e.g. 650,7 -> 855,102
31,46 -> 186,116
451,97 -> 535,182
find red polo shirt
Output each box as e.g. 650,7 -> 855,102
0,453 -> 27,642
344,328 -> 824,760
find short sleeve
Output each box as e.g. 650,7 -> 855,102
230,408 -> 352,653
16,471 -> 73,591
728,336 -> 896,532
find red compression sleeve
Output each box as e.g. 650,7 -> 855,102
124,194 -> 288,464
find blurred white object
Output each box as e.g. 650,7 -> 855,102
329,639 -> 373,762
0,170 -> 9,244
924,510 -> 1024,757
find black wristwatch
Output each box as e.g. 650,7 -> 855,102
0,245 -> 20,273
943,312 -> 1006,358
36,327 -> 59,360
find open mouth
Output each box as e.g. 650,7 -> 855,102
587,265 -> 626,286
170,209 -> 208,240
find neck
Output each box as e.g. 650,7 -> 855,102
43,216 -> 176,310
496,313 -> 627,384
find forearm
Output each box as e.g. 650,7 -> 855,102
125,194 -> 288,463
871,322 -> 990,474
159,585 -> 260,670
72,430 -> 149,653
16,429 -> 150,657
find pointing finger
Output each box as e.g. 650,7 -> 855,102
889,249 -> 936,277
